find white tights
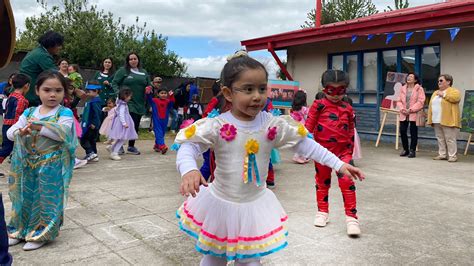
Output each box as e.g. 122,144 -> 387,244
200,255 -> 262,266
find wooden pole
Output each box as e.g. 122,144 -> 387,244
376,111 -> 387,147
464,133 -> 473,155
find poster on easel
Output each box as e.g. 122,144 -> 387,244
461,90 -> 474,133
376,72 -> 407,149
267,79 -> 299,109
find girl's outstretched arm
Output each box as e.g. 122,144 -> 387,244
294,137 -> 365,181
176,142 -> 209,197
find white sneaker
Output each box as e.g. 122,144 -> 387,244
85,153 -> 98,162
313,212 -> 329,227
8,238 -> 21,246
110,153 -> 121,160
346,216 -> 361,236
73,158 -> 87,169
23,241 -> 46,251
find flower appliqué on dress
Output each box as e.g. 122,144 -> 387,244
267,127 -> 277,141
184,124 -> 196,139
245,139 -> 259,154
243,139 -> 261,186
297,124 -> 308,137
220,124 -> 237,141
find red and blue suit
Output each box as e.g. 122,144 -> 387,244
0,92 -> 29,163
305,97 -> 357,218
148,93 -> 175,151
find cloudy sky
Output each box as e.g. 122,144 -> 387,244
11,0 -> 439,78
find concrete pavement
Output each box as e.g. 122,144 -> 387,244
1,137 -> 473,265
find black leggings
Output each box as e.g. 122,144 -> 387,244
400,120 -> 418,151
129,112 -> 142,147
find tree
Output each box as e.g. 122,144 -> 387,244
276,61 -> 288,80
386,0 -> 410,12
301,0 -> 378,28
16,0 -> 187,77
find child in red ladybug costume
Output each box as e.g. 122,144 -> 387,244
305,70 -> 361,236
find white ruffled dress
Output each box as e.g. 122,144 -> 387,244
175,111 -> 343,260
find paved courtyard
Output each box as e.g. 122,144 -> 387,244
1,137 -> 473,265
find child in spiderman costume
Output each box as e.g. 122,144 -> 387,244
305,70 -> 362,237
146,87 -> 175,154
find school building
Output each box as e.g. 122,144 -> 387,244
241,0 -> 474,144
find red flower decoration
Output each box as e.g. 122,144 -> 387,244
267,126 -> 277,141
220,124 -> 237,141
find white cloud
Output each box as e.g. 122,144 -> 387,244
12,0 -> 439,42
182,53 -> 285,79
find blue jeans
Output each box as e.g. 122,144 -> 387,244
0,194 -> 12,266
169,109 -> 178,131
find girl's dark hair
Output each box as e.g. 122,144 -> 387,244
69,64 -> 80,72
12,74 -> 31,89
36,71 -> 67,91
220,54 -> 268,88
100,57 -> 115,74
106,97 -> 116,104
7,73 -> 16,85
321,70 -> 350,87
211,80 -> 221,96
407,72 -> 421,85
38,30 -> 64,49
125,52 -> 141,73
119,87 -> 133,100
440,74 -> 454,86
292,90 -> 307,111
57,58 -> 69,66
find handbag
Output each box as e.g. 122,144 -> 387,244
416,109 -> 426,127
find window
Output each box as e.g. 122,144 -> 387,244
382,50 -> 398,91
421,46 -> 440,92
401,49 -> 416,74
346,55 -> 358,92
331,55 -> 343,70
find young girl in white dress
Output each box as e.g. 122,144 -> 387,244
175,52 -> 365,266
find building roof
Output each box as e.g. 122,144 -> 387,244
241,1 -> 474,51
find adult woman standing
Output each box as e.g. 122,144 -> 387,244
112,52 -> 150,155
58,59 -> 69,77
397,73 -> 425,158
19,30 -> 64,106
94,57 -> 115,105
427,74 -> 461,162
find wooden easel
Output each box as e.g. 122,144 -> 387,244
375,108 -> 400,150
464,133 -> 473,155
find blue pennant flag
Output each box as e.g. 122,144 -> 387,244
405,32 -> 414,43
386,33 -> 395,44
449,28 -> 460,41
367,34 -> 375,41
351,35 -> 357,43
424,29 -> 435,41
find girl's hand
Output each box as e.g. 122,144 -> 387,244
30,123 -> 43,131
103,80 -> 110,86
123,123 -> 129,128
180,170 -> 208,197
338,163 -> 365,181
19,125 -> 32,136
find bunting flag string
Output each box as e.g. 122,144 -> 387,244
349,25 -> 472,44
405,32 -> 414,43
425,29 -> 435,41
449,27 -> 460,41
386,33 -> 395,44
351,35 -> 358,43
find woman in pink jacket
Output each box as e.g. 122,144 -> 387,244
397,73 -> 426,158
